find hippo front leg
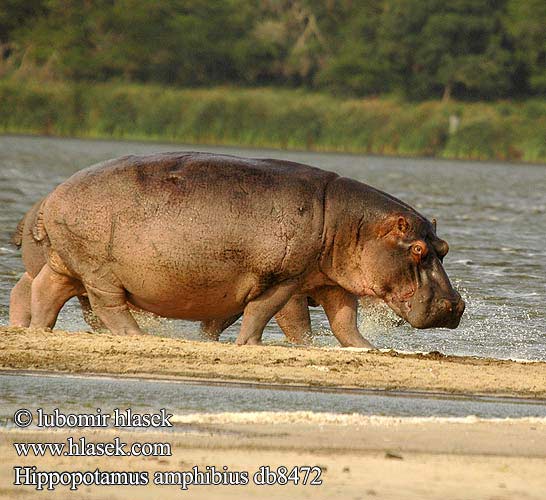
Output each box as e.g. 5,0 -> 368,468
312,286 -> 374,348
236,280 -> 300,345
274,295 -> 313,344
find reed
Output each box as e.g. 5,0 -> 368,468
1,80 -> 544,163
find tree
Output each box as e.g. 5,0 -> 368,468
0,0 -> 542,99
316,1 -> 389,95
504,0 -> 546,94
235,0 -> 332,86
0,0 -> 46,66
9,0 -> 253,84
8,0 -> 120,80
0,0 -> 46,45
379,0 -> 516,99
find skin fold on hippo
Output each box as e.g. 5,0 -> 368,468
9,152 -> 464,347
10,203 -> 374,347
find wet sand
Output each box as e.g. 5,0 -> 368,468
1,418 -> 546,499
1,327 -> 546,397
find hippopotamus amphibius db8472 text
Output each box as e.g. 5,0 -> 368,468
9,152 -> 464,346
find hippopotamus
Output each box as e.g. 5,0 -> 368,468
9,152 -> 464,346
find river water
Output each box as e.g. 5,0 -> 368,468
1,135 -> 545,360
2,372 -> 545,422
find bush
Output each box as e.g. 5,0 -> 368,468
0,80 -> 544,163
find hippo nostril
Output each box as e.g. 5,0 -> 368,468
455,299 -> 465,316
441,299 -> 453,313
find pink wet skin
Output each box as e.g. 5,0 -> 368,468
9,152 -> 464,347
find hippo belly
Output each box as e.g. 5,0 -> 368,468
126,287 -> 246,321
122,268 -> 260,321
102,213 -> 290,321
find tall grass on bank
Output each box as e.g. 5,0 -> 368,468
1,80 -> 545,162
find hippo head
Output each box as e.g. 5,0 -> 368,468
321,199 -> 465,328
358,213 -> 465,329
321,177 -> 465,330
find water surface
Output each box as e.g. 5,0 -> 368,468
1,372 -> 545,422
1,135 -> 545,359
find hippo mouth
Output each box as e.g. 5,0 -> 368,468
381,290 -> 464,330
371,287 -> 414,318
362,288 -> 410,326
383,295 -> 412,320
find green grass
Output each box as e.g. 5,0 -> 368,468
1,80 -> 545,163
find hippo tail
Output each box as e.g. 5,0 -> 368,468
11,216 -> 25,248
10,197 -> 49,248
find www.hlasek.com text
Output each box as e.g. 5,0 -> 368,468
14,437 -> 171,458
11,408 -> 323,491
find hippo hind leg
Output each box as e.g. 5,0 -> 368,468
202,295 -> 313,344
9,272 -> 33,327
29,265 -> 85,329
84,282 -> 143,336
78,295 -> 107,331
274,295 -> 313,344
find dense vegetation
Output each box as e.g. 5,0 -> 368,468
1,1 -> 544,162
1,0 -> 545,100
2,80 -> 545,162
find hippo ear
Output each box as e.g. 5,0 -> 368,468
396,216 -> 409,234
377,214 -> 410,238
432,218 -> 437,232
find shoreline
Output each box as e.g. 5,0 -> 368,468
2,327 -> 545,398
4,132 -> 546,168
2,327 -> 546,498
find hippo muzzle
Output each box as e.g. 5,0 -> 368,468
406,290 -> 466,329
388,255 -> 465,330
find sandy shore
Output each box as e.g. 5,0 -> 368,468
2,327 -> 546,499
1,327 -> 546,397
1,417 -> 546,499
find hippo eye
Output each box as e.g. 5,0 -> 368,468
410,242 -> 428,260
412,245 -> 423,255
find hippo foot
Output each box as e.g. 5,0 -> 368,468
107,328 -> 145,336
200,329 -> 221,341
236,338 -> 262,346
342,339 -> 375,349
124,330 -> 145,336
285,330 -> 314,345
